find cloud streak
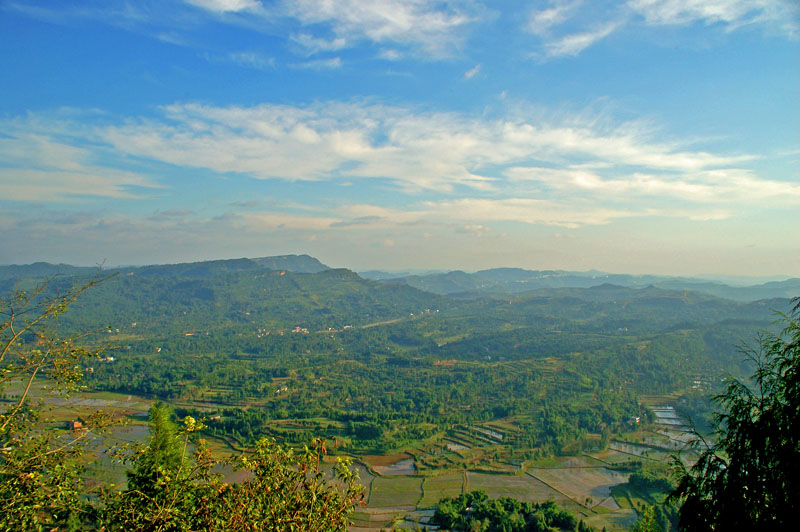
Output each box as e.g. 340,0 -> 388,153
285,0 -> 478,57
0,126 -> 158,202
92,101 -> 763,197
541,21 -> 622,58
3,101 -> 794,233
526,0 -> 799,59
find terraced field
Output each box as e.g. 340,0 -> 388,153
20,385 -> 686,531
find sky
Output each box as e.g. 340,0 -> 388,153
1,0 -> 798,276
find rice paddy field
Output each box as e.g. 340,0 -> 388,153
11,385 -> 688,531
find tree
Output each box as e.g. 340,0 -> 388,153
102,404 -> 216,532
104,426 -> 364,531
630,506 -> 663,532
0,277 -> 109,531
670,299 -> 799,530
217,437 -> 365,532
125,402 -> 187,497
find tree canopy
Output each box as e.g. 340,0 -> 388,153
671,300 -> 800,530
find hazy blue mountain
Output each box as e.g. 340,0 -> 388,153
377,267 -> 798,302
127,254 -> 330,278
251,254 -> 329,273
358,269 -> 446,280
653,278 -> 800,301
1,254 -> 330,282
382,270 -> 493,296
0,262 -> 96,281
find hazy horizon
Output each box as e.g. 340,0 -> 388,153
1,1 -> 798,277
1,253 -> 796,284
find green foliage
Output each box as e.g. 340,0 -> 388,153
103,409 -> 364,531
126,402 -> 186,496
0,277 -> 109,532
215,437 -> 364,531
670,300 -> 800,530
630,506 -> 663,532
627,470 -> 673,494
432,490 -> 584,532
102,409 -> 217,532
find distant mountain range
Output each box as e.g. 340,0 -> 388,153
0,254 -> 329,281
0,254 -> 444,334
1,255 -> 796,304
359,267 -> 800,302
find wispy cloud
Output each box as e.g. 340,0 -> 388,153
0,123 -> 159,202
628,0 -> 799,36
90,100 -> 766,197
527,0 -> 583,36
541,21 -> 622,58
3,101 -> 793,232
202,51 -> 275,69
227,51 -> 275,69
290,57 -> 343,70
378,49 -> 403,60
285,0 -> 479,57
7,0 -> 477,63
506,166 -> 800,205
464,63 -> 481,79
290,33 -> 347,55
340,199 -> 638,228
526,0 -> 798,59
184,0 -> 261,13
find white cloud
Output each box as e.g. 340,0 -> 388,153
184,0 -> 261,13
426,198 -> 637,227
8,0 -> 476,61
239,212 -> 341,230
541,21 -> 622,57
0,168 -> 150,202
286,0 -> 477,57
291,57 -> 343,70
0,129 -> 158,202
527,0 -> 798,59
202,51 -> 275,69
5,102 -> 793,231
506,166 -> 800,205
628,0 -> 798,35
378,49 -> 403,60
226,51 -> 275,69
464,63 -> 481,79
527,0 -> 583,36
92,100 -> 768,199
291,33 -> 347,55
337,198 -> 639,228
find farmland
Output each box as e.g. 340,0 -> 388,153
14,379 -> 697,530
8,376 -> 696,530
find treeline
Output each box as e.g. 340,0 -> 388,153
432,490 -> 593,532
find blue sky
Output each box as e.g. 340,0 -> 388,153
1,0 -> 798,276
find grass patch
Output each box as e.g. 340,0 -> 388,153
369,476 -> 423,508
418,473 -> 464,507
